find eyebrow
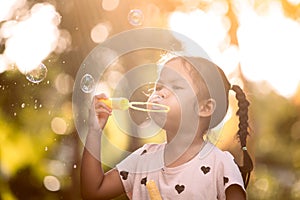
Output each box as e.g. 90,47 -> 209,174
157,78 -> 189,85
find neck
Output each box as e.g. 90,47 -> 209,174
164,128 -> 205,167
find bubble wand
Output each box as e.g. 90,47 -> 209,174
99,97 -> 170,113
146,180 -> 163,200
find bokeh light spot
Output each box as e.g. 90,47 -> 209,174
254,178 -> 269,192
55,73 -> 74,94
102,0 -> 119,11
43,175 -> 60,192
51,117 -> 67,135
91,23 -> 110,43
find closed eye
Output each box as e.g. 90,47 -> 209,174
172,85 -> 184,90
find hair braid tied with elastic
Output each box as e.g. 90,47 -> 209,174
231,85 -> 253,188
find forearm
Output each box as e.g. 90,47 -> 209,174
81,128 -> 104,198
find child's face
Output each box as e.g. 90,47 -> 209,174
149,58 -> 202,132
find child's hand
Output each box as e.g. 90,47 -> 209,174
88,94 -> 112,132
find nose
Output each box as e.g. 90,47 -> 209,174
150,93 -> 164,102
150,87 -> 169,102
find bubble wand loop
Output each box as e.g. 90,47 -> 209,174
99,98 -> 170,113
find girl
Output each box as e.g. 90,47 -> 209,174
81,54 -> 253,200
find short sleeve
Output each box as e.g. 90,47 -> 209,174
217,151 -> 246,199
115,143 -> 165,198
115,145 -> 145,195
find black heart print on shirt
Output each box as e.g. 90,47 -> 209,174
140,149 -> 147,155
141,177 -> 147,185
120,171 -> 129,180
175,184 -> 185,194
223,177 -> 229,185
201,166 -> 211,174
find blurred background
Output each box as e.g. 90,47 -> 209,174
1,0 -> 300,199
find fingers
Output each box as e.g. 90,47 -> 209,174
89,94 -> 112,131
93,94 -> 112,115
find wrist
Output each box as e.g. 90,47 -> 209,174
88,126 -> 103,135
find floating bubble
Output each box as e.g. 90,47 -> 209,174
25,63 -> 48,83
80,74 -> 95,93
128,9 -> 144,26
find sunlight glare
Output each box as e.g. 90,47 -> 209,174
169,6 -> 239,75
1,3 -> 67,74
0,55 -> 9,73
0,0 -> 26,22
287,0 -> 300,5
237,2 -> 300,97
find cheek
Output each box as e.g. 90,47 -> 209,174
166,96 -> 181,119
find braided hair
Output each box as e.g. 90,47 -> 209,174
231,85 -> 253,188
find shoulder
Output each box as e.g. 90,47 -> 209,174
200,142 -> 235,163
116,143 -> 165,173
141,142 -> 165,153
200,142 -> 244,182
201,142 -> 246,196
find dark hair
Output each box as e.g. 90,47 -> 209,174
231,85 -> 253,188
183,56 -> 254,188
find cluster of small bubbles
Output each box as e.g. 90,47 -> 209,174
128,9 -> 144,26
34,104 -> 43,109
25,63 -> 48,84
80,74 -> 95,93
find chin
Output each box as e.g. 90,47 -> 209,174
149,112 -> 168,128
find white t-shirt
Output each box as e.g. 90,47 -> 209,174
116,142 -> 245,200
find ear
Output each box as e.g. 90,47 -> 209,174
198,98 -> 216,117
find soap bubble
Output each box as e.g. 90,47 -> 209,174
80,74 -> 95,93
128,9 -> 144,26
25,63 -> 48,83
